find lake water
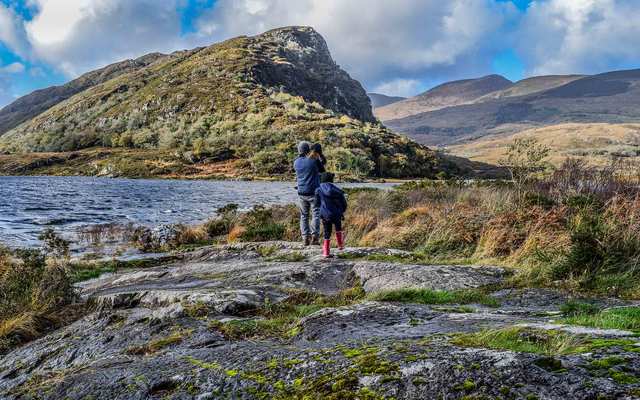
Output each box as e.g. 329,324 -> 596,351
0,176 -> 392,248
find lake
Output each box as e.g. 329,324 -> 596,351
0,176 -> 392,248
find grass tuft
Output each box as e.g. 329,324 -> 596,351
452,327 -> 585,355
562,306 -> 640,331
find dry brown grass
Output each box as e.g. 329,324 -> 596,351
448,123 -> 640,167
0,234 -> 81,353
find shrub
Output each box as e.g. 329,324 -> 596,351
236,206 -> 286,242
0,237 -> 76,353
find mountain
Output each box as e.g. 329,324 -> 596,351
475,75 -> 584,101
383,69 -> 640,147
368,93 -> 405,108
374,74 -> 512,121
0,26 -> 471,179
0,53 -> 169,135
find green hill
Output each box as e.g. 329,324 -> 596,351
0,26 -> 465,179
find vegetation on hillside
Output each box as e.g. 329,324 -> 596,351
0,27 -> 442,179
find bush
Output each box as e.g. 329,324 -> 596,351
0,236 -> 76,353
237,206 -> 286,242
204,204 -> 239,237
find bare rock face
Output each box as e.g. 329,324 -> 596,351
1,242 -> 639,399
248,26 -> 376,123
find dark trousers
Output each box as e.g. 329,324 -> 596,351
322,218 -> 342,240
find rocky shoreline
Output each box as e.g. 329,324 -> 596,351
1,242 -> 639,399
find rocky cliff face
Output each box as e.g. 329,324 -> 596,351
251,27 -> 375,123
1,242 -> 639,399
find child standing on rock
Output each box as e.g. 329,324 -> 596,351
314,172 -> 347,258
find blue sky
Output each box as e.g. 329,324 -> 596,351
1,0 -> 640,105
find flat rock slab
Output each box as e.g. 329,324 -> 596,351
353,262 -> 505,293
1,305 -> 639,400
296,301 -> 542,344
78,243 -> 506,313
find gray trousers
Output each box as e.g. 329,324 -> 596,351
298,194 -> 320,237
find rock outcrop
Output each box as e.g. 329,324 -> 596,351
1,242 -> 639,399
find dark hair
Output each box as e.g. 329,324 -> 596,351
320,172 -> 335,183
312,143 -> 323,154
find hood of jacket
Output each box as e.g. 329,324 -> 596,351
318,182 -> 344,198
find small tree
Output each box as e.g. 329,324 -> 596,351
499,137 -> 550,191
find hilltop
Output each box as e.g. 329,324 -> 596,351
0,27 -> 474,179
379,69 -> 640,151
374,74 -> 513,121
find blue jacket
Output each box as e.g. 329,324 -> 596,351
315,183 -> 347,222
294,156 -> 320,196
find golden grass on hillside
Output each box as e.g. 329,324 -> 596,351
448,123 -> 640,167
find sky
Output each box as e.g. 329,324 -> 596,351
1,0 -> 640,107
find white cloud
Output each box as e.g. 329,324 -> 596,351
24,0 -> 187,76
518,0 -> 640,75
0,4 -> 30,57
2,0 -> 640,101
0,62 -> 25,74
193,0 -> 511,88
373,79 -> 423,97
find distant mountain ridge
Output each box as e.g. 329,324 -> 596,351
379,69 -> 640,146
374,74 -> 513,121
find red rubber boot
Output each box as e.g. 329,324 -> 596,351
322,239 -> 332,258
336,231 -> 345,250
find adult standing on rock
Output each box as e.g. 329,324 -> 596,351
294,141 -> 321,246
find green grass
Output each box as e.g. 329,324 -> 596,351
590,355 -> 626,369
126,330 -> 191,355
369,288 -> 500,307
452,327 -> 586,355
560,301 -> 601,316
562,306 -> 640,331
452,327 -> 640,356
609,369 -> 639,384
210,304 -> 324,340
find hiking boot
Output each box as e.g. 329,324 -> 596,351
311,235 -> 320,246
336,231 -> 345,250
322,239 -> 332,258
303,236 -> 311,246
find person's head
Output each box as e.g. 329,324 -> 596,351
311,143 -> 323,155
297,141 -> 311,156
320,172 -> 335,183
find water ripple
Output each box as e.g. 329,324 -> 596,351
0,176 -> 393,247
